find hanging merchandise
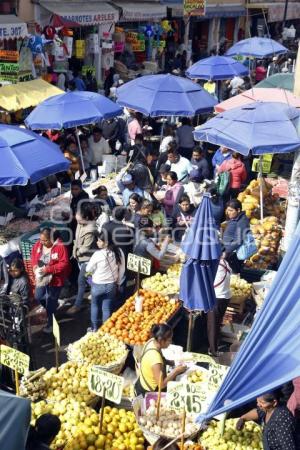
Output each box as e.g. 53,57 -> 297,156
26,35 -> 43,57
63,36 -> 73,58
101,50 -> 114,70
88,34 -> 99,54
75,40 -> 85,59
43,25 -> 56,40
52,37 -> 65,60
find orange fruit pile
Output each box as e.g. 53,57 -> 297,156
101,289 -> 180,345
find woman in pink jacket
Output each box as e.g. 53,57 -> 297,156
162,171 -> 183,217
219,152 -> 247,198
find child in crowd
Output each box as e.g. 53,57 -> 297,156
8,258 -> 30,304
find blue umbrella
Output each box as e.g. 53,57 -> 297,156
198,220 -> 300,421
225,37 -> 288,58
194,101 -> 300,156
116,74 -> 217,116
180,193 -> 222,313
0,125 -> 70,186
186,55 -> 249,81
25,91 -> 122,130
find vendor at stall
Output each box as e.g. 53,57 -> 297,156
135,323 -> 187,396
0,189 -> 27,218
236,391 -> 297,450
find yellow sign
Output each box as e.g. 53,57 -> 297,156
0,345 -> 30,374
252,154 -> 273,173
53,315 -> 60,347
75,40 -> 85,59
184,0 -> 206,16
88,366 -> 124,404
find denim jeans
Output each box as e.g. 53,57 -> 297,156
90,282 -> 116,330
35,286 -> 62,327
74,262 -> 88,308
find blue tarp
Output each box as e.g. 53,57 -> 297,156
194,102 -> 300,156
226,37 -> 288,58
116,74 -> 217,117
25,91 -> 122,130
186,55 -> 248,81
200,220 -> 300,420
0,389 -> 31,450
0,125 -> 70,186
180,194 -> 221,312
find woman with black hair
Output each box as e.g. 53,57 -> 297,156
85,231 -> 125,331
135,323 -> 187,396
92,185 -> 116,214
26,414 -> 61,450
207,186 -> 224,228
237,391 -> 297,450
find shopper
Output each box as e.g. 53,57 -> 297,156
86,231 -> 125,331
63,139 -> 80,178
68,203 -> 97,315
184,169 -> 206,207
127,112 -> 143,143
135,323 -> 186,396
223,199 -> 251,273
162,171 -> 184,217
79,135 -> 92,174
207,186 -> 224,228
191,147 -> 210,179
156,163 -> 171,189
166,149 -> 193,183
172,194 -> 195,242
117,173 -> 151,206
102,207 -> 135,261
236,391 -> 297,450
31,228 -> 70,333
133,199 -> 153,228
7,258 -> 30,304
26,414 -> 61,450
73,71 -> 86,91
212,147 -> 232,174
218,152 -> 247,198
92,185 -> 116,214
176,117 -> 194,160
159,125 -> 176,154
88,127 -> 111,167
207,252 -> 232,356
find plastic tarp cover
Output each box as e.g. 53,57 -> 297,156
0,389 -> 31,450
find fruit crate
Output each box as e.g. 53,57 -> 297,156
20,221 -> 71,261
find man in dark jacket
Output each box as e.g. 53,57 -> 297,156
191,147 -> 211,179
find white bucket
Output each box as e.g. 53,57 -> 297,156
102,155 -> 117,175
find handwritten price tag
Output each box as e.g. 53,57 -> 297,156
88,366 -> 124,404
167,381 -> 209,414
127,253 -> 151,276
0,345 -> 30,374
207,363 -> 228,390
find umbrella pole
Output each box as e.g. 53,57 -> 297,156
75,127 -> 86,174
259,155 -> 264,221
160,120 -> 165,142
187,312 -> 194,352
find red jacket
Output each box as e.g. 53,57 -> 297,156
31,239 -> 71,287
219,158 -> 247,189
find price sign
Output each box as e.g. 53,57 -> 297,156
88,366 -> 124,404
167,381 -> 209,414
127,253 -> 151,276
207,364 -> 229,390
53,315 -> 61,347
186,352 -> 216,365
0,345 -> 30,374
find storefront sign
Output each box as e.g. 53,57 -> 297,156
0,23 -> 28,40
0,71 -> 33,83
88,366 -> 124,404
0,344 -> 30,374
0,50 -> 19,61
127,253 -> 151,275
61,13 -> 117,26
183,0 -> 206,16
0,62 -> 19,73
167,381 -> 210,414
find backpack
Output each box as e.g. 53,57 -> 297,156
216,171 -> 231,195
236,231 -> 257,261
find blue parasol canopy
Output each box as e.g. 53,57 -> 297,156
194,101 -> 300,156
186,55 -> 248,81
25,91 -> 122,130
180,194 -> 222,312
0,125 -> 70,186
225,37 -> 288,58
200,220 -> 300,420
116,74 -> 217,117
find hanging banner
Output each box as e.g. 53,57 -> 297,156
0,50 -> 19,61
75,40 -> 85,59
88,34 -> 99,54
183,0 -> 206,16
63,36 -> 73,58
0,22 -> 28,40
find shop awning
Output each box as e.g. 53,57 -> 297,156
205,4 -> 245,17
0,79 -> 63,112
39,1 -> 119,26
268,2 -> 300,22
0,15 -> 28,40
114,2 -> 167,21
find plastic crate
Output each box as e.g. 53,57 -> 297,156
20,221 -> 71,261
